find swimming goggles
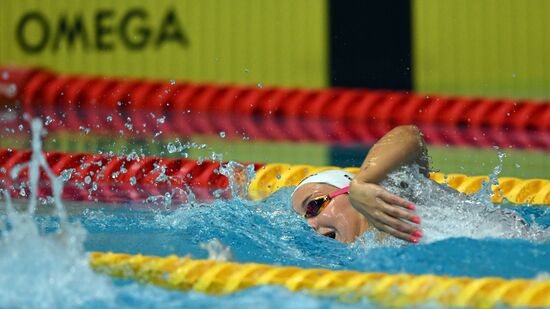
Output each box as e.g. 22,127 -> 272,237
304,186 -> 350,218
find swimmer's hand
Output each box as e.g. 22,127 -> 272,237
349,179 -> 421,243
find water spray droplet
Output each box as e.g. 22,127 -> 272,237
167,143 -> 177,153
219,131 -> 226,138
5,84 -> 17,98
200,239 -> 233,261
79,126 -> 90,134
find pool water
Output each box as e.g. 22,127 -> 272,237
0,119 -> 549,309
1,163 -> 550,309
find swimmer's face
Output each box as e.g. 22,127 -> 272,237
292,183 -> 369,243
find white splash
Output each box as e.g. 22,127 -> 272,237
0,119 -> 115,308
381,164 -> 549,244
200,238 -> 234,261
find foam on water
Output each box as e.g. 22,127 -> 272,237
0,120 -> 115,308
377,164 -> 549,243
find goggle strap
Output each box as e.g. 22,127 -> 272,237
328,186 -> 350,199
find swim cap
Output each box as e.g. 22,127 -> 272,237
291,170 -> 355,198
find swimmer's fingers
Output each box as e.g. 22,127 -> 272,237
379,223 -> 419,243
378,208 -> 418,235
383,202 -> 419,225
379,190 -> 415,210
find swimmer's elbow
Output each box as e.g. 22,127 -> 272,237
391,125 -> 424,145
394,125 -> 422,137
393,125 -> 429,169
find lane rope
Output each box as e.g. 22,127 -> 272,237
90,252 -> 550,308
250,164 -> 550,205
2,66 -> 550,131
1,148 -> 549,205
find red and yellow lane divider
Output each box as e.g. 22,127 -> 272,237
1,148 -> 549,205
249,164 -> 550,205
90,252 -> 550,308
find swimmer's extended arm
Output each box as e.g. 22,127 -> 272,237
349,125 -> 428,243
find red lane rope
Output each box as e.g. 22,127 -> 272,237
3,102 -> 550,150
0,148 -> 263,204
2,66 -> 550,131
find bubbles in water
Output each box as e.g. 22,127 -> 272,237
219,131 -> 226,138
157,116 -> 166,124
106,115 -> 112,122
84,176 -> 92,184
170,79 -> 176,85
257,82 -> 263,89
45,116 -> 53,126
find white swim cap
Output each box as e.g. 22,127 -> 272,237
291,170 -> 355,198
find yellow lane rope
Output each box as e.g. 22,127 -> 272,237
248,164 -> 550,205
90,252 -> 550,308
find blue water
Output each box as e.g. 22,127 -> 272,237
4,186 -> 545,308
1,159 -> 550,308
80,195 -> 550,279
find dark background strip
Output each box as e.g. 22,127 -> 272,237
329,0 -> 412,90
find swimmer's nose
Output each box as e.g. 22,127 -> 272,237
306,217 -> 320,232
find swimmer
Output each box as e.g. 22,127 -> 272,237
291,125 -> 429,243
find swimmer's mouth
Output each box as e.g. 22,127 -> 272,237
323,231 -> 336,239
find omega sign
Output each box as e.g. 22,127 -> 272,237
16,8 -> 189,53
